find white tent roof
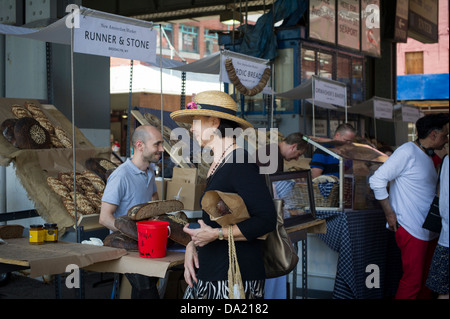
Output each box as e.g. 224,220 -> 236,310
348,96 -> 394,119
0,7 -> 183,69
167,49 -> 271,75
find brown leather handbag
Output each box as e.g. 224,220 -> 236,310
262,199 -> 299,278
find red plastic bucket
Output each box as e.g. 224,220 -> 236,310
136,220 -> 170,258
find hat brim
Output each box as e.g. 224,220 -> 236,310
170,109 -> 253,130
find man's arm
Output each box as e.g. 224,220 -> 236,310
99,202 -> 119,231
311,167 -> 323,178
378,198 -> 398,232
152,192 -> 159,201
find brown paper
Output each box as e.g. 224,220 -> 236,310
0,238 -> 127,278
201,190 -> 250,226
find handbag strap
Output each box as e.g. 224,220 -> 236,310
435,154 -> 447,194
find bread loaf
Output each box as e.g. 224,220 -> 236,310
70,192 -> 97,215
50,133 -> 65,148
24,102 -> 46,118
54,126 -> 72,148
47,176 -> 71,199
1,118 -> 18,146
127,200 -> 184,221
82,170 -> 105,193
85,158 -> 118,182
34,115 -> 54,134
11,105 -> 32,119
150,212 -> 190,246
114,215 -> 138,241
14,117 -> 51,149
0,225 -> 24,239
62,197 -> 79,220
103,231 -> 138,251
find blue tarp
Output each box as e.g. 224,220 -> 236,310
237,0 -> 308,60
397,73 -> 449,100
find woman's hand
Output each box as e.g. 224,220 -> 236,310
183,241 -> 199,288
183,220 -> 218,247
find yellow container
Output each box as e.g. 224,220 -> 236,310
44,223 -> 58,242
29,225 -> 45,245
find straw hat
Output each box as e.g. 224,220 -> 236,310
170,90 -> 252,129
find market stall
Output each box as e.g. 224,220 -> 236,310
297,137 -> 402,298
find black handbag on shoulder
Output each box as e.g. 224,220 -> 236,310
422,155 -> 446,233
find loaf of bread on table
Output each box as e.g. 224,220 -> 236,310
103,231 -> 138,251
127,200 -> 184,221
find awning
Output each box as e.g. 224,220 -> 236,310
349,97 -> 394,120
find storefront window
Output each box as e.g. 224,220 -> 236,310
317,51 -> 333,79
204,29 -> 219,56
337,55 -> 352,105
160,24 -> 173,50
351,58 -> 364,104
275,48 -> 294,112
301,48 -> 316,81
179,25 -> 199,53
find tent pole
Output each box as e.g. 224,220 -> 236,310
70,20 -> 78,242
160,24 -> 165,200
312,78 -> 315,137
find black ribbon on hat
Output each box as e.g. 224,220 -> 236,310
197,103 -> 237,116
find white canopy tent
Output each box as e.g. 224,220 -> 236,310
348,97 -> 394,139
0,7 -> 166,240
276,76 -> 348,136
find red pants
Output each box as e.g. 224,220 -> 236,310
395,226 -> 437,299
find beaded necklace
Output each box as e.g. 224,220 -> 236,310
208,142 -> 236,178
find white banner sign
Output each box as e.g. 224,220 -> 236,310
373,99 -> 393,119
220,55 -> 271,94
74,15 -> 157,63
401,105 -> 420,123
313,78 -> 347,107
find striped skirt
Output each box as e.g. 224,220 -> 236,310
183,279 -> 265,299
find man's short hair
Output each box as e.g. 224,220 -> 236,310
416,113 -> 449,139
283,132 -> 308,150
334,123 -> 356,137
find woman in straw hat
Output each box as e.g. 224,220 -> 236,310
170,90 -> 277,299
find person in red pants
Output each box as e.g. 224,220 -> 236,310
370,113 -> 449,299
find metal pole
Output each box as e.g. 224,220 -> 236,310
160,24 -> 165,200
70,15 -> 78,242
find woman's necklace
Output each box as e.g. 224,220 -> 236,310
208,142 -> 236,178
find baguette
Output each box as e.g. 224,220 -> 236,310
127,200 -> 184,221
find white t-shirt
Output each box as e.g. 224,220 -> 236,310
438,155 -> 449,247
369,142 -> 438,241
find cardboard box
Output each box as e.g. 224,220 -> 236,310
172,167 -> 198,184
155,177 -> 170,200
166,181 -> 206,211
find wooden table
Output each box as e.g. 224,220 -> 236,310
0,237 -> 127,277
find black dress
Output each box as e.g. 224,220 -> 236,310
196,148 -> 277,282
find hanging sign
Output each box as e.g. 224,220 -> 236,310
373,99 -> 393,119
313,77 -> 347,107
361,0 -> 381,56
337,0 -> 360,50
401,105 -> 421,123
309,0 -> 336,44
220,54 -> 272,94
74,15 -> 157,62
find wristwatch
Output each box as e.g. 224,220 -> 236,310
218,228 -> 224,240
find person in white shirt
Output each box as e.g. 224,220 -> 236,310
426,153 -> 449,299
370,113 -> 448,299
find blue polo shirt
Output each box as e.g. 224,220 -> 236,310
101,158 -> 157,218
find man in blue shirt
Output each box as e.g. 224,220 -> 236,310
310,123 -> 356,178
100,124 -> 164,298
